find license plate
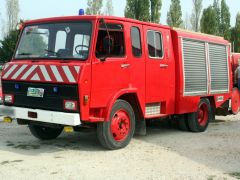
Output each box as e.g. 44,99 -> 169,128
27,87 -> 44,98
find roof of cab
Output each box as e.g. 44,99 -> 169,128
24,15 -> 228,44
23,15 -> 171,30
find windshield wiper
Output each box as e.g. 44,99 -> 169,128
17,52 -> 33,56
26,32 -> 48,35
44,49 -> 58,55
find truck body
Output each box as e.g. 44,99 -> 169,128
0,15 -> 236,149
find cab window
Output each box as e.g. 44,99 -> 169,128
55,31 -> 67,52
96,23 -> 125,58
147,30 -> 163,59
131,27 -> 142,57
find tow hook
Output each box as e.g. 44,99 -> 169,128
64,126 -> 74,133
3,117 -> 13,123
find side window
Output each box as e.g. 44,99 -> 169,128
55,31 -> 67,52
147,30 -> 163,59
96,23 -> 125,58
131,27 -> 142,57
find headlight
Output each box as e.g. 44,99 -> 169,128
4,94 -> 14,104
64,100 -> 77,111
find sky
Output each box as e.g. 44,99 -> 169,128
0,0 -> 239,40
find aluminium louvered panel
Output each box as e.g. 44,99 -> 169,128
209,44 -> 229,94
182,39 -> 208,96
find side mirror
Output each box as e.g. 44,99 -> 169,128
17,23 -> 24,31
99,56 -> 106,62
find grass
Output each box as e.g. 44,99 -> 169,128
229,172 -> 240,179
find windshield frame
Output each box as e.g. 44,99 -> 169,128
14,21 -> 93,61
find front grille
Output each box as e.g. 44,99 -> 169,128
2,81 -> 79,113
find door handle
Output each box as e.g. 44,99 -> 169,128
121,64 -> 130,68
160,64 -> 168,68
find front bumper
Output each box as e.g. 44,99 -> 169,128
0,105 -> 81,126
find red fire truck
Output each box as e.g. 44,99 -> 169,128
0,14 -> 238,149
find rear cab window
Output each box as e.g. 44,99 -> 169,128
131,27 -> 142,57
147,30 -> 164,59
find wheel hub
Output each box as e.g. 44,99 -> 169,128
111,110 -> 130,142
197,103 -> 208,126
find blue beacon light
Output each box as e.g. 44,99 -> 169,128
15,84 -> 20,89
79,9 -> 85,16
53,87 -> 59,93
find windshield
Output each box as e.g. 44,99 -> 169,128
15,22 -> 92,60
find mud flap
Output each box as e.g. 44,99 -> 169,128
135,119 -> 146,136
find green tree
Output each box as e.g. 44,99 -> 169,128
213,0 -> 221,35
231,27 -> 236,52
167,0 -> 183,27
150,0 -> 162,23
200,6 -> 218,35
0,30 -> 19,63
191,0 -> 203,32
104,0 -> 114,16
233,13 -> 240,53
86,0 -> 103,15
125,0 -> 150,22
220,0 -> 231,40
6,0 -> 20,33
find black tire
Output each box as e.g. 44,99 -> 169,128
97,100 -> 135,150
187,98 -> 211,132
177,114 -> 189,131
29,124 -> 63,140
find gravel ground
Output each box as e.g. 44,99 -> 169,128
0,115 -> 240,180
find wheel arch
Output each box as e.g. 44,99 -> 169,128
105,89 -> 144,122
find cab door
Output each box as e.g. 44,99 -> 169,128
91,21 -> 130,108
144,26 -> 175,116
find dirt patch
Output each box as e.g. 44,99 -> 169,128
0,118 -> 239,179
5,141 -> 41,150
1,160 -> 23,165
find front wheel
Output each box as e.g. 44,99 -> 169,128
187,98 -> 211,132
29,124 -> 63,140
97,100 -> 135,150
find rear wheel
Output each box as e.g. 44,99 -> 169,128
29,124 -> 63,140
97,100 -> 135,150
187,98 -> 211,132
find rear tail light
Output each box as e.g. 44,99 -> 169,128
64,100 -> 77,111
4,94 -> 14,104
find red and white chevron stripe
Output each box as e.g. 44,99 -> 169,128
2,63 -> 81,84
